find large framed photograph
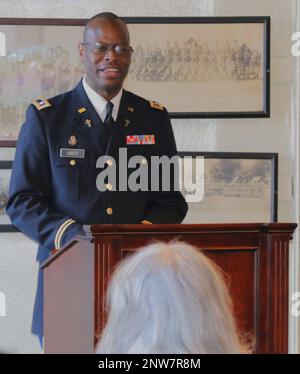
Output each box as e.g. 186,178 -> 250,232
127,17 -> 270,119
0,16 -> 270,145
179,152 -> 278,223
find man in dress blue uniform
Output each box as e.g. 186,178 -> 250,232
6,12 -> 188,345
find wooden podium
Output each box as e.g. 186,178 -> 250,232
41,223 -> 297,354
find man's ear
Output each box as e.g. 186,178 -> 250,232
78,42 -> 84,59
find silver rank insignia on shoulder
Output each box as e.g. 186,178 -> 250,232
85,119 -> 92,127
124,119 -> 130,127
32,98 -> 51,110
68,135 -> 77,146
149,100 -> 164,111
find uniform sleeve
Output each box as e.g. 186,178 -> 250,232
6,105 -> 85,251
143,108 -> 188,224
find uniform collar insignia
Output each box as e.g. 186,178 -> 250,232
84,119 -> 92,127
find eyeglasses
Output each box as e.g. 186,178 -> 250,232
81,42 -> 134,56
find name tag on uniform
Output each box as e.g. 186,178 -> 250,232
60,148 -> 85,158
126,135 -> 155,145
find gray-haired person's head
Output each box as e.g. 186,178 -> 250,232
95,241 -> 250,354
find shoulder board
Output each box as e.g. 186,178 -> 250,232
149,100 -> 164,111
32,98 -> 52,111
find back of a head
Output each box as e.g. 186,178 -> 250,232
95,241 -> 249,354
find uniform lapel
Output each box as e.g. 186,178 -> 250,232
106,90 -> 138,154
70,80 -> 101,135
69,83 -> 138,155
70,80 -> 113,152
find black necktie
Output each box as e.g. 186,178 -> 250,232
104,101 -> 114,128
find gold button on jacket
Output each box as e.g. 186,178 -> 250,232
106,207 -> 113,215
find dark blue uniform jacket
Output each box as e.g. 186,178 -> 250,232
6,80 -> 188,339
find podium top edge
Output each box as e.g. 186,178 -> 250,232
86,222 -> 297,235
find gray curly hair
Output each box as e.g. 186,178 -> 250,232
96,241 -> 251,354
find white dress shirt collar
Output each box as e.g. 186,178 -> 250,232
82,75 -> 123,122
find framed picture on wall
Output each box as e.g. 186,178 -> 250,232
0,159 -> 17,232
126,16 -> 270,119
179,152 -> 278,224
0,16 -> 270,145
0,18 -> 85,146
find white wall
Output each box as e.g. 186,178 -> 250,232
0,0 -> 298,353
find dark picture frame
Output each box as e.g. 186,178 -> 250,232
178,152 -> 278,223
0,16 -> 270,146
126,16 -> 270,119
0,160 -> 17,232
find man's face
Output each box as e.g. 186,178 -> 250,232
79,19 -> 132,99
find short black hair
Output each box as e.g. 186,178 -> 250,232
88,12 -> 124,23
83,12 -> 129,42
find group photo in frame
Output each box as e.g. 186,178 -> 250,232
127,16 -> 270,119
0,16 -> 270,145
179,152 -> 278,224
